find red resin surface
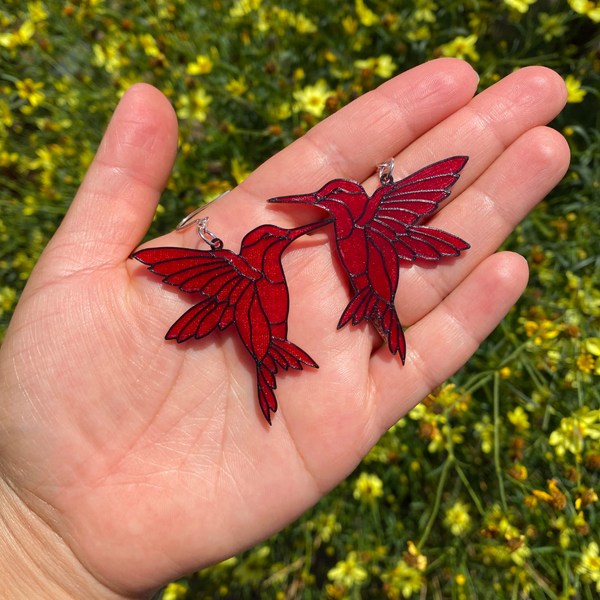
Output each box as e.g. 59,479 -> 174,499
269,157 -> 471,362
133,220 -> 330,424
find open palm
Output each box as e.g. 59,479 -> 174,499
0,59 -> 569,599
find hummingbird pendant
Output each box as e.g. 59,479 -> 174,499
269,156 -> 471,363
133,219 -> 331,425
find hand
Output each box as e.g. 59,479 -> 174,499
0,59 -> 569,599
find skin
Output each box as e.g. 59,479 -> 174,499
0,58 -> 569,599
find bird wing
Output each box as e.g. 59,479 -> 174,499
133,247 -> 261,341
367,156 -> 470,260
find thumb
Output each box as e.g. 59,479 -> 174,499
42,83 -> 178,276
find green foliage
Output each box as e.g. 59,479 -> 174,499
1,0 -> 600,598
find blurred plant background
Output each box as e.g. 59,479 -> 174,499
1,0 -> 599,598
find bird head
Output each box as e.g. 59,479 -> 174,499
240,220 -> 332,280
269,179 -> 367,238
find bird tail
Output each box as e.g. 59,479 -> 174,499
257,363 -> 278,425
338,288 -> 406,363
257,338 -> 319,425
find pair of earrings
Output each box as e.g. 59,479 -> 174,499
133,157 -> 470,425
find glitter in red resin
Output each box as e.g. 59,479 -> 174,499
269,157 -> 471,363
133,220 -> 331,425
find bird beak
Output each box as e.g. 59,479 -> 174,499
286,219 -> 333,240
269,193 -> 318,205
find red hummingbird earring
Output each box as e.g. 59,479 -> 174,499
269,156 -> 471,363
132,195 -> 332,425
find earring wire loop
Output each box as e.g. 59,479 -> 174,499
175,189 -> 230,249
377,158 -> 395,186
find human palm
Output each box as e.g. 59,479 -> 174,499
0,59 -> 569,599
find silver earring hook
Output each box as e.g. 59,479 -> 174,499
377,158 -> 395,186
197,217 -> 223,250
175,189 -> 230,249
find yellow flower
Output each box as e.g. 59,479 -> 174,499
177,88 -> 213,122
16,79 -> 45,107
232,546 -> 270,586
532,479 -> 566,510
565,75 -> 587,103
231,158 -> 251,184
28,1 -> 48,22
524,495 -> 538,508
92,43 -> 124,74
0,287 -> 16,317
549,406 -> 600,456
537,13 -> 567,41
187,55 -> 214,75
0,150 -> 18,167
403,541 -> 427,571
342,15 -> 358,34
315,512 -> 341,543
22,195 -> 37,216
294,13 -> 317,33
353,472 -> 383,504
504,0 -> 537,13
429,383 -> 471,412
524,320 -> 538,336
475,416 -> 494,453
577,542 -> 600,591
382,559 -> 423,598
415,1 -> 438,22
444,501 -> 471,536
355,54 -> 397,78
375,54 -> 398,79
439,35 -> 479,62
507,406 -> 530,432
577,353 -> 595,373
575,488 -> 598,509
269,102 -> 292,121
293,79 -> 332,117
327,552 -> 368,588
162,582 -> 188,600
355,0 -> 379,26
505,533 -> 531,565
139,33 -> 160,57
406,25 -> 431,41
568,0 -> 600,23
230,0 -> 261,18
0,100 -> 13,128
586,338 -> 600,356
225,76 -> 248,96
0,20 -> 35,49
29,146 -> 54,170
507,464 -> 528,481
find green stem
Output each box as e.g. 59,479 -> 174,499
576,371 -> 584,408
585,583 -> 594,600
511,570 -> 521,600
424,551 -> 447,574
462,373 -> 494,398
454,463 -> 485,517
371,502 -> 385,543
418,456 -> 453,551
498,340 -> 529,368
494,373 -> 508,514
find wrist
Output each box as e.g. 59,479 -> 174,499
0,475 -> 132,600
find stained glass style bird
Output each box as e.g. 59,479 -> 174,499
269,157 -> 470,362
133,219 -> 332,424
